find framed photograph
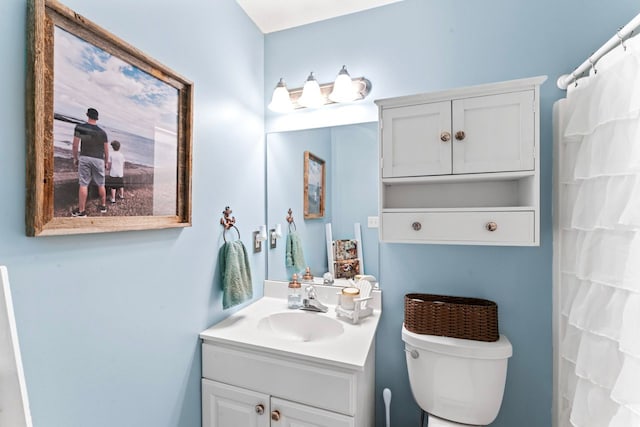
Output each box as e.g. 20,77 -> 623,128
26,0 -> 193,236
303,151 -> 325,219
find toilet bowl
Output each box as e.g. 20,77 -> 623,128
402,325 -> 512,426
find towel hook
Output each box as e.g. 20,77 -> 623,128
286,208 -> 297,232
617,28 -> 627,51
220,206 -> 241,242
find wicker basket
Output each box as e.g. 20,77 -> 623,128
404,293 -> 499,342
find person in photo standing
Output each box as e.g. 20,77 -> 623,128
71,107 -> 109,216
106,140 -> 125,203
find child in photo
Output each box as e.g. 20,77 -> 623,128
107,140 -> 125,203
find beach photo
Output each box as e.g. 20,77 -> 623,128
53,26 -> 178,218
303,151 -> 325,219
26,0 -> 193,236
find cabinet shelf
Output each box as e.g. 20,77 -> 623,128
381,170 -> 535,185
382,206 -> 535,213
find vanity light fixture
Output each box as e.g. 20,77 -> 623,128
268,66 -> 371,112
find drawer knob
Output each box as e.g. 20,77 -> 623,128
455,130 -> 466,141
255,404 -> 265,415
412,221 -> 422,231
486,222 -> 498,232
271,410 -> 281,421
440,131 -> 451,142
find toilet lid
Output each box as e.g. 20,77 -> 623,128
428,414 -> 477,426
402,324 -> 512,359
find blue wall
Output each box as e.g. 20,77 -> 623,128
330,123 -> 379,280
265,1 -> 640,426
1,1 -> 264,426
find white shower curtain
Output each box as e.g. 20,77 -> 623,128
556,35 -> 640,427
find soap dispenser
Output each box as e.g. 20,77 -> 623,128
288,274 -> 302,309
302,267 -> 314,284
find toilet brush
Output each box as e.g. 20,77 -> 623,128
383,388 -> 391,427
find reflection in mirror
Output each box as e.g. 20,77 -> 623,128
266,123 -> 379,282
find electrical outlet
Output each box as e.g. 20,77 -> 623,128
367,216 -> 379,228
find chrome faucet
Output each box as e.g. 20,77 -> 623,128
300,285 -> 328,313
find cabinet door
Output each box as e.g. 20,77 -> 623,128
270,397 -> 354,427
452,90 -> 534,174
382,102 -> 452,177
202,379 -> 270,427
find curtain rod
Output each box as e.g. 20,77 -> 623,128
557,12 -> 640,89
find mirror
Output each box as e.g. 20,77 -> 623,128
266,122 -> 379,282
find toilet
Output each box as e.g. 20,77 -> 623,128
402,325 -> 512,426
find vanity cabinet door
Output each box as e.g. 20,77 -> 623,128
451,90 -> 535,174
202,379 -> 270,427
381,101 -> 452,178
270,397 -> 354,427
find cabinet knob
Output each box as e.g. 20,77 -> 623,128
271,410 -> 281,421
412,221 -> 422,231
255,404 -> 265,415
455,130 -> 466,141
486,222 -> 498,232
440,131 -> 451,142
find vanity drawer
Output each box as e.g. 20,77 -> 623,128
381,210 -> 534,244
202,342 -> 357,416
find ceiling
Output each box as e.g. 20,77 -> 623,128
235,0 -> 404,34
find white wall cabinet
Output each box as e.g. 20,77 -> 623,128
376,76 -> 546,246
201,341 -> 374,427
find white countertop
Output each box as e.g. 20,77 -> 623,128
200,282 -> 381,370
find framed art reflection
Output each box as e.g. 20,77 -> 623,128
303,151 -> 325,219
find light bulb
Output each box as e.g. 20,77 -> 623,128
329,65 -> 357,103
298,72 -> 324,108
268,78 -> 293,113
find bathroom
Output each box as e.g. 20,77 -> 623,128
1,0 -> 639,426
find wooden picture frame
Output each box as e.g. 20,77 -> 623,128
303,151 -> 325,219
26,0 -> 193,236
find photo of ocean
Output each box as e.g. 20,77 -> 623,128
54,113 -> 155,167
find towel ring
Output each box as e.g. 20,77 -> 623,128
223,225 -> 241,242
286,208 -> 297,232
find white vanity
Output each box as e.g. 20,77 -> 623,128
200,281 -> 381,427
376,76 -> 547,246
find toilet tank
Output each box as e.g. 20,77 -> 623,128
402,325 -> 512,425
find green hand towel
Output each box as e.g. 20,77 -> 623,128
220,240 -> 252,309
285,231 -> 306,273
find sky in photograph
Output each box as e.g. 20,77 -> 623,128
53,26 -> 179,139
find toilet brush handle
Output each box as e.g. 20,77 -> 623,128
383,388 -> 392,427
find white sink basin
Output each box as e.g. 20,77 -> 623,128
257,312 -> 344,342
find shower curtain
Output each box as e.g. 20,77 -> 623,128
556,35 -> 640,427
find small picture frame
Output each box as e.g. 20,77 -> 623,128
303,151 -> 325,219
26,0 -> 193,236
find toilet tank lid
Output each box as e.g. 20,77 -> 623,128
402,325 -> 512,359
